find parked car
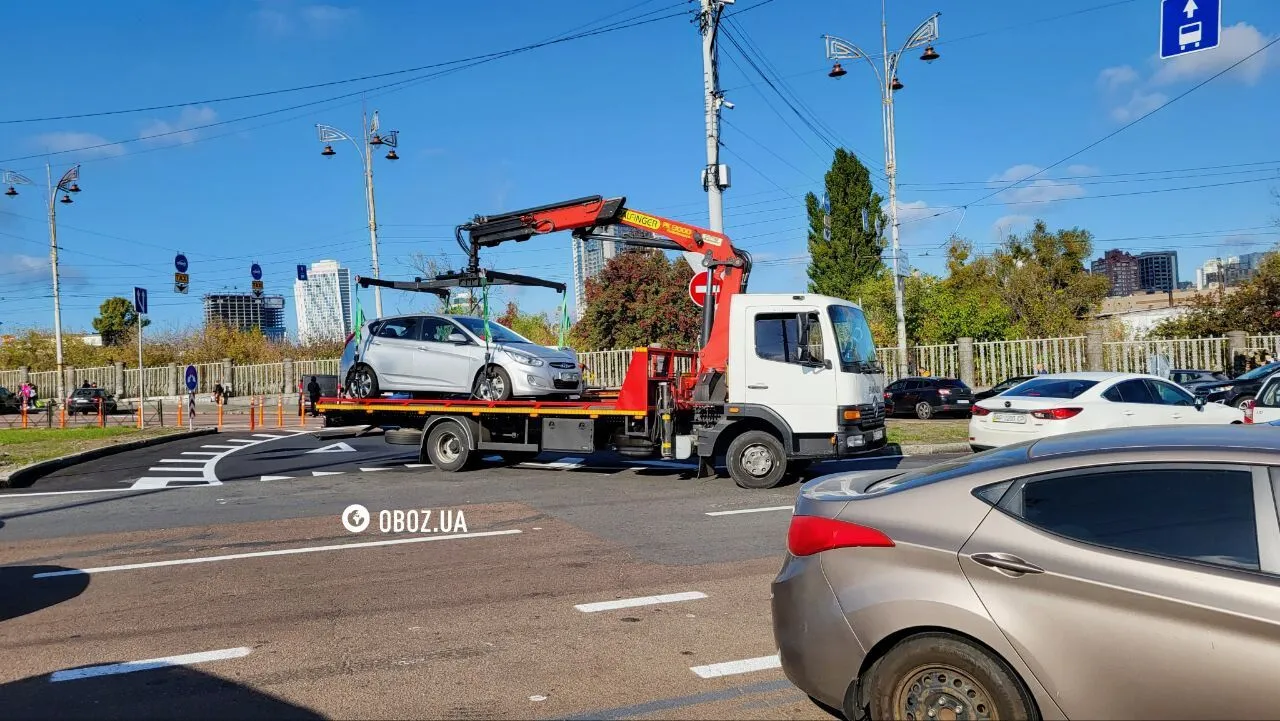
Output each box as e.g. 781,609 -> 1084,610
883,376 -> 973,419
1169,368 -> 1228,391
1194,360 -> 1280,410
65,387 -> 117,415
0,386 -> 19,413
1246,373 -> 1280,425
772,425 -> 1280,721
341,314 -> 582,401
972,375 -> 1035,402
969,372 -> 1243,451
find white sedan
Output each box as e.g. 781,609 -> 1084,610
969,371 -> 1245,451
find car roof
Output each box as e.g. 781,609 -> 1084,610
1028,425 -> 1280,459
1026,371 -> 1139,381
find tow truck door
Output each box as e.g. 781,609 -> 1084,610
738,306 -> 837,434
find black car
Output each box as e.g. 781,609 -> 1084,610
883,376 -> 973,419
66,388 -> 118,415
1194,360 -> 1280,410
0,386 -> 19,413
1170,368 -> 1229,391
972,374 -> 1035,402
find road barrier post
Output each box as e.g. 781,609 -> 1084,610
277,395 -> 284,428
249,399 -> 256,431
258,396 -> 265,426
298,394 -> 304,427
59,404 -> 66,429
19,404 -> 26,429
98,399 -> 104,428
177,398 -> 183,427
217,399 -> 224,430
158,399 -> 164,427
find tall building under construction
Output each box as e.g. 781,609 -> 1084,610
202,293 -> 287,341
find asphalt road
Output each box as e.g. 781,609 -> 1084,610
0,435 -> 960,719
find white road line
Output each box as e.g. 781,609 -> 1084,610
259,475 -> 293,482
404,463 -> 430,468
0,488 -> 144,498
180,451 -> 220,456
522,457 -> 584,469
359,467 -> 390,472
690,654 -> 781,679
156,458 -> 206,464
705,505 -> 793,517
312,470 -> 344,476
148,466 -> 204,473
223,439 -> 257,445
50,647 -> 252,682
32,529 -> 524,578
252,434 -> 288,439
574,591 -> 707,613
200,445 -> 240,450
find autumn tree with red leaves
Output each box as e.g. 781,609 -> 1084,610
575,250 -> 701,351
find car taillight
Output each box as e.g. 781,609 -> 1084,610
1244,399 -> 1255,424
1030,407 -> 1083,420
971,405 -> 991,416
787,515 -> 894,557
883,391 -> 892,400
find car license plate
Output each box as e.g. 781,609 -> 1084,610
871,428 -> 885,441
957,399 -> 970,404
993,412 -> 1026,424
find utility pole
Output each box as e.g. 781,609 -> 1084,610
697,0 -> 732,350
362,106 -> 383,319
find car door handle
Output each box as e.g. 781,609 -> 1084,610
1122,410 -> 1135,416
969,552 -> 1044,575
748,383 -> 768,389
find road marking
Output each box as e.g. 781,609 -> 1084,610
201,445 -> 240,450
156,458 -> 206,464
359,467 -> 390,472
252,434 -> 289,439
308,441 -> 357,454
312,470 -> 344,476
181,451 -> 220,456
522,457 -> 584,469
690,654 -> 781,679
49,647 -> 252,682
132,434 -> 299,490
705,506 -> 792,517
148,466 -> 204,473
224,438 -> 257,444
575,591 -> 707,613
404,463 -> 430,468
32,529 -> 524,578
259,475 -> 293,482
0,488 -> 144,498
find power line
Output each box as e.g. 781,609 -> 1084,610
901,160 -> 1280,189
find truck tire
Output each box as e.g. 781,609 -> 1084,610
385,428 -> 423,446
425,421 -> 473,472
726,430 -> 788,489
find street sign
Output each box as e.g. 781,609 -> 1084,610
174,271 -> 189,295
297,264 -> 308,281
133,287 -> 148,315
174,253 -> 188,273
688,270 -> 722,308
251,280 -> 264,297
185,365 -> 198,392
821,191 -> 831,243
1160,0 -> 1219,59
251,263 -> 263,281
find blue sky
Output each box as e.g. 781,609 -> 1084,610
1,0 -> 1277,339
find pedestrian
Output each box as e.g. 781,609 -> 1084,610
307,376 -> 322,417
213,381 -> 224,405
1034,363 -> 1047,375
81,380 -> 91,389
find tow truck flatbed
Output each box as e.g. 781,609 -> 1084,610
315,396 -> 647,419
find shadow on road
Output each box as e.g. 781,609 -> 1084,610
0,665 -> 325,720
0,565 -> 89,622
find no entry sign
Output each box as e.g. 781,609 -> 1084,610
688,270 -> 722,308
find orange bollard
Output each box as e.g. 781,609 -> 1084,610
277,395 -> 284,428
20,405 -> 27,429
217,399 -> 224,430
298,394 -> 305,427
98,399 -> 104,428
177,400 -> 183,427
258,396 -> 265,426
59,404 -> 66,429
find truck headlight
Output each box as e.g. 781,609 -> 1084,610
505,350 -> 544,367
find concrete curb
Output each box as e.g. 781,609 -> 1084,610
878,441 -> 971,457
0,427 -> 219,489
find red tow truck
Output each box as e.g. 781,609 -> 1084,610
317,194 -> 889,489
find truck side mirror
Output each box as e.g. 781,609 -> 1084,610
823,358 -> 833,370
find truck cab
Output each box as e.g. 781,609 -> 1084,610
695,294 -> 888,488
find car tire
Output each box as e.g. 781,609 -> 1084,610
1235,395 -> 1255,411
859,633 -> 1038,721
385,428 -> 423,446
347,364 -> 380,399
424,421 -> 473,472
726,430 -> 788,489
474,366 -> 513,401
915,401 -> 934,420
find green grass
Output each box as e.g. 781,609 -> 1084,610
0,426 -> 181,472
885,418 -> 971,446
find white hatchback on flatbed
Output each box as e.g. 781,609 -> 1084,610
969,371 -> 1245,451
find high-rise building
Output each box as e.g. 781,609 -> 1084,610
1137,251 -> 1178,293
203,293 -> 287,341
1091,249 -> 1140,297
294,260 -> 353,344
571,235 -> 619,320
1197,250 -> 1276,289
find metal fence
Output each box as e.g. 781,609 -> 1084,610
973,337 -> 1087,387
1103,337 -> 1230,374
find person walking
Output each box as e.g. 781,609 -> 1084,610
307,376 -> 322,417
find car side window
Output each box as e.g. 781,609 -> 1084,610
376,317 -> 418,339
754,313 -> 803,364
1147,380 -> 1194,406
1104,379 -> 1156,404
1260,379 -> 1280,408
1002,466 -> 1260,572
419,318 -> 454,343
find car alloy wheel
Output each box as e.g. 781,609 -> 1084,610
349,368 -> 375,398
916,401 -> 933,420
892,663 -> 995,720
478,374 -> 506,400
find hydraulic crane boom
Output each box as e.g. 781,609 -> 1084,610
457,195 -> 752,373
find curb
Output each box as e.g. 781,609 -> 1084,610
0,428 -> 220,489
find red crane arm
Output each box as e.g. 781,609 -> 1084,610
462,195 -> 748,373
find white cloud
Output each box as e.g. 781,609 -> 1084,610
1098,65 -> 1140,91
139,106 -> 218,147
992,215 -> 1033,238
1065,164 -> 1100,177
0,254 -> 52,286
990,164 -> 1087,207
29,131 -> 125,159
1151,22 -> 1274,86
1110,89 -> 1170,122
253,1 -> 358,37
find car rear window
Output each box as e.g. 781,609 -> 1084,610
1005,377 -> 1098,399
72,389 -> 95,397
866,443 -> 1031,494
938,379 -> 969,389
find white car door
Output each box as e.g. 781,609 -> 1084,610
418,317 -> 484,393
738,307 -> 838,434
1100,378 -> 1168,427
1144,378 -> 1204,424
1254,377 -> 1280,424
364,316 -> 425,390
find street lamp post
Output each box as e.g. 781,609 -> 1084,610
4,164 -> 82,403
316,108 -> 400,319
824,4 -> 941,379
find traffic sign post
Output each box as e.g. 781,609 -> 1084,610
688,270 -> 722,308
297,264 -> 308,282
1160,0 -> 1219,59
133,287 -> 147,429
185,364 -> 198,430
174,253 -> 189,294
251,263 -> 263,280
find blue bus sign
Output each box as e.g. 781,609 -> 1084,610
185,365 -> 199,392
1160,0 -> 1219,59
251,263 -> 263,281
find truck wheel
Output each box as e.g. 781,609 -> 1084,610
726,431 -> 788,489
474,366 -> 513,401
425,421 -> 473,472
861,633 -> 1037,721
348,364 -> 380,399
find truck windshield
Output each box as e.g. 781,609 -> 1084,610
828,305 -> 879,372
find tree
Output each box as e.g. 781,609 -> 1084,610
496,301 -> 559,347
805,148 -> 887,300
575,249 -> 700,350
404,251 -> 500,315
92,296 -> 149,346
1151,251 -> 1280,337
989,220 -> 1109,338
917,237 -> 1015,343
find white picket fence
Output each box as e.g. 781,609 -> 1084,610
2,334 -> 1277,396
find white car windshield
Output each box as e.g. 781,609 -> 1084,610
451,317 -> 530,344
